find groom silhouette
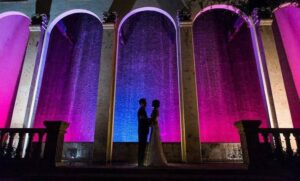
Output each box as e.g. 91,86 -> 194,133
137,98 -> 149,166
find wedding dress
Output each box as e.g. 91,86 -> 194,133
144,109 -> 168,167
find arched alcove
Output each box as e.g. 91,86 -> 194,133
0,12 -> 30,128
193,7 -> 268,142
33,12 -> 103,142
273,4 -> 300,128
114,8 -> 180,142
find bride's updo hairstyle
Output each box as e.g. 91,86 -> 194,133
152,100 -> 160,108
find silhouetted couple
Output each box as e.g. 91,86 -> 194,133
137,98 -> 167,167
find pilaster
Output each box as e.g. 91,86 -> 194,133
249,11 -> 278,128
11,16 -> 48,128
178,20 -> 201,162
93,22 -> 117,163
258,19 -> 293,128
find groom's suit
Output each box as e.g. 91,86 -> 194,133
138,107 -> 149,166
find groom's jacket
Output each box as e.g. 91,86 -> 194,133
138,107 -> 149,134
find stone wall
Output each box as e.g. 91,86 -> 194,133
202,143 -> 242,162
112,143 -> 182,163
62,142 -> 94,162
62,142 -> 242,163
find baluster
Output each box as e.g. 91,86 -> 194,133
0,131 -> 5,157
261,132 -> 272,155
262,132 -> 269,147
273,132 -> 284,160
6,132 -> 16,158
293,133 -> 300,157
283,132 -> 293,158
25,133 -> 34,159
15,132 -> 25,159
33,132 -> 45,160
262,132 -> 268,143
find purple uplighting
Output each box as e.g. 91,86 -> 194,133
193,10 -> 268,142
114,10 -> 180,142
0,14 -> 30,128
34,13 -> 102,142
275,6 -> 300,128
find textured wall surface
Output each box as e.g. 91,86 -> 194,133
114,11 -> 180,142
60,142 -> 242,162
34,14 -> 102,142
0,15 -> 29,128
112,143 -> 182,163
275,6 -> 300,128
193,10 -> 268,142
111,142 -> 241,163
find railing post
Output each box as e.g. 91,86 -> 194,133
43,121 -> 69,167
235,120 -> 262,168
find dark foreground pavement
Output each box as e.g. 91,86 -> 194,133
0,163 -> 299,181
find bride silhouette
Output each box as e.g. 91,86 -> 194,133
144,99 -> 168,167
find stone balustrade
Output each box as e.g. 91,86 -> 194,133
235,120 -> 300,168
0,121 -> 68,168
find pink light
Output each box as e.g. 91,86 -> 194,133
275,6 -> 300,98
193,9 -> 268,142
0,13 -> 30,128
275,5 -> 300,127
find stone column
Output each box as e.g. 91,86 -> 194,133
178,21 -> 201,162
93,22 -> 116,163
10,17 -> 47,128
258,20 -> 293,128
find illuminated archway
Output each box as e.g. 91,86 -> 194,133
113,7 -> 181,142
33,10 -> 103,142
0,12 -> 30,128
193,5 -> 269,142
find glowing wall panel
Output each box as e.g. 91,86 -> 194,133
114,12 -> 180,142
193,11 -> 268,142
0,15 -> 29,128
34,14 -> 102,142
275,7 -> 300,127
